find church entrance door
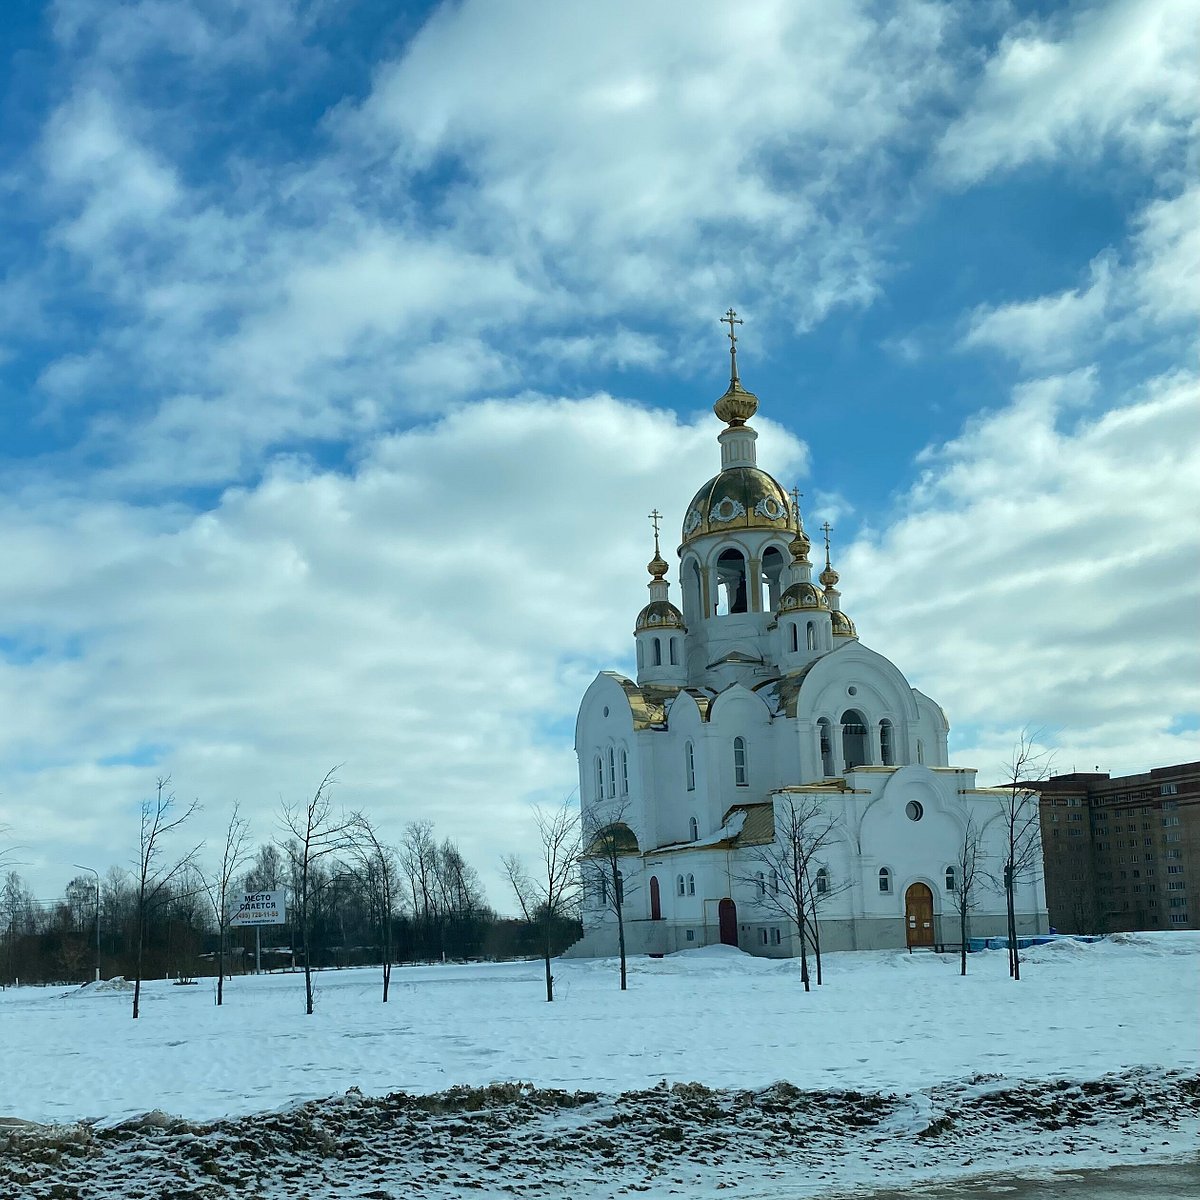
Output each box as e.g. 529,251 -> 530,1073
649,876 -> 662,920
718,898 -> 738,946
905,882 -> 935,949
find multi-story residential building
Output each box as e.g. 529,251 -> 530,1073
1030,762 -> 1199,934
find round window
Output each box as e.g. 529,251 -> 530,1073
905,801 -> 924,821
847,686 -> 858,696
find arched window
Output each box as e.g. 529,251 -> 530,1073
594,756 -> 605,799
687,873 -> 696,896
760,545 -> 786,610
878,867 -> 892,894
685,741 -> 696,791
636,639 -> 644,668
818,718 -> 834,777
880,720 -> 894,767
689,816 -> 698,842
669,637 -> 678,666
607,748 -> 617,797
789,622 -> 798,653
806,621 -> 816,650
769,869 -> 779,895
597,875 -> 608,906
677,874 -> 686,897
683,558 -> 702,624
716,548 -> 749,615
733,736 -> 748,787
945,866 -> 956,893
756,871 -> 766,897
619,748 -> 629,795
815,867 -> 829,896
917,739 -> 925,764
615,870 -> 624,904
841,709 -> 869,769
653,637 -> 662,667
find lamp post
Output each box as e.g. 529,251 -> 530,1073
73,864 -> 101,983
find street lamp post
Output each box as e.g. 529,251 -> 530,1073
73,864 -> 101,983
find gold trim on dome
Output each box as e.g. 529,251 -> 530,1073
679,466 -> 798,547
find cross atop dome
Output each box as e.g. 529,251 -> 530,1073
713,307 -> 759,427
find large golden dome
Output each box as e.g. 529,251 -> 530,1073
680,467 -> 796,548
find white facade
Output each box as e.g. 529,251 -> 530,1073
569,359 -> 1047,959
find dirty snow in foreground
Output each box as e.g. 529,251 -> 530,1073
2,932 -> 1197,1127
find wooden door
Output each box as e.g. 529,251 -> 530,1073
718,898 -> 738,946
905,882 -> 935,948
649,876 -> 662,920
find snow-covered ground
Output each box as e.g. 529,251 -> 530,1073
1,934 -> 1197,1198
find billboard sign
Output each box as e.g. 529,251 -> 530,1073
229,890 -> 286,927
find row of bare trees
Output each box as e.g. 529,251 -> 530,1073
1,771 -> 573,1011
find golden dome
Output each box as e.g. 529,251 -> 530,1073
819,563 -> 840,588
777,582 -> 829,614
680,467 -> 795,547
636,600 -> 686,632
831,609 -> 857,638
647,552 -> 669,579
713,380 -> 759,426
789,529 -> 811,560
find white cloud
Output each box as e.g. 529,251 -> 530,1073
961,181 -> 1200,373
962,256 -> 1114,368
844,367 -> 1200,778
0,396 -> 807,904
938,0 -> 1200,184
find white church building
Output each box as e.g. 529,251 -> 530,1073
569,318 -> 1048,958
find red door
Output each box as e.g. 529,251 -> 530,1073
649,876 -> 662,920
718,898 -> 738,946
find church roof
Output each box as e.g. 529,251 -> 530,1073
679,466 -> 796,549
635,599 -> 685,632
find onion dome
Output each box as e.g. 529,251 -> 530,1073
636,599 -> 686,631
680,468 -> 794,547
776,581 -> 830,614
789,527 -> 811,562
647,551 -> 669,580
831,609 -> 857,638
819,561 -> 840,588
713,379 -> 759,426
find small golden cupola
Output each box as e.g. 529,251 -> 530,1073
820,522 -> 858,639
635,510 -> 687,686
776,502 -> 827,615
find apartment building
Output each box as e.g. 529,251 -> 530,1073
1028,762 -> 1199,934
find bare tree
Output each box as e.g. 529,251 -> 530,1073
132,777 -> 202,1018
503,802 -> 581,1002
740,795 -> 846,991
349,813 -> 401,1002
947,810 -> 986,976
400,820 -> 441,959
279,767 -> 353,1015
993,731 -> 1052,981
579,799 -> 638,991
200,803 -> 252,1006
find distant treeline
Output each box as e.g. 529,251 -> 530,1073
1,822 -> 581,987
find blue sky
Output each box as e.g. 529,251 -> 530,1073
1,0 -> 1197,905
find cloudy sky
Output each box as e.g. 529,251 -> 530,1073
1,0 -> 1197,908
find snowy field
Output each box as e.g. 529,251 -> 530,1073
1,935 -> 1198,1198
2,933 -> 1198,1126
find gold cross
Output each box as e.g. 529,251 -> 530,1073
790,487 -> 804,520
721,307 -> 743,384
821,521 -> 833,565
648,508 -> 662,554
